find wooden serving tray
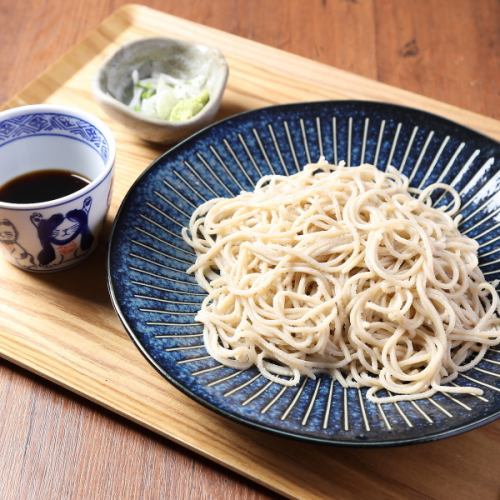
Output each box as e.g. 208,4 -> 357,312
1,5 -> 499,498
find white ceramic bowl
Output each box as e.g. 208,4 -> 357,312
0,104 -> 116,272
93,37 -> 229,143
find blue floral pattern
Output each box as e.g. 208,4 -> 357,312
0,112 -> 109,161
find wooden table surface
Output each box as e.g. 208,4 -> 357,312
0,1 -> 498,499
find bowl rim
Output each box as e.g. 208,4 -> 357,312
107,99 -> 500,447
92,36 -> 229,129
0,104 -> 116,211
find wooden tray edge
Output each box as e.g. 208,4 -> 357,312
3,3 -> 499,142
1,4 -> 134,111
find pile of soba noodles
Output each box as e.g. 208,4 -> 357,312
182,160 -> 500,403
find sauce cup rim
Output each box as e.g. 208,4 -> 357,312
0,104 -> 116,211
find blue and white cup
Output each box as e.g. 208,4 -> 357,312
0,104 -> 116,272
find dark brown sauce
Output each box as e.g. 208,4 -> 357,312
0,169 -> 90,204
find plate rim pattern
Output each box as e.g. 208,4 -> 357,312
108,100 -> 500,446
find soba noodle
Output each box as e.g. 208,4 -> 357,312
182,160 -> 500,403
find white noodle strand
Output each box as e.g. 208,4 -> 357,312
182,161 -> 500,403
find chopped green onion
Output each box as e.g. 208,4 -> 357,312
140,88 -> 156,100
129,70 -> 211,122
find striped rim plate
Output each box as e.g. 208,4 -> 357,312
108,101 -> 500,446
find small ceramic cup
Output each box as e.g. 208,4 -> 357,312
0,104 -> 115,272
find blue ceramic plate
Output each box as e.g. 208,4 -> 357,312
108,101 -> 500,446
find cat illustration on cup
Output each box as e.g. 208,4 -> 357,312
0,219 -> 36,268
31,196 -> 94,266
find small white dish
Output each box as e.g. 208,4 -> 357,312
93,37 -> 229,143
0,104 -> 115,272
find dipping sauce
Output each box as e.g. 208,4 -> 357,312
0,169 -> 90,204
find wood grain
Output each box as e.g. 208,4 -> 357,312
0,359 -> 271,500
1,0 -> 499,119
0,1 -> 499,499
